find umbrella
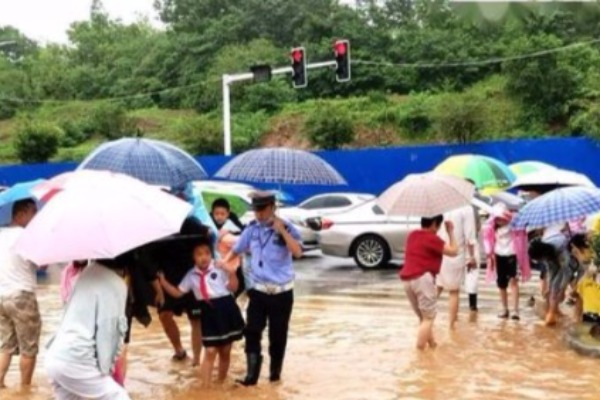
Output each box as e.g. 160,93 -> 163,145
511,186 -> 600,230
510,169 -> 595,192
16,171 -> 192,265
0,179 -> 45,226
509,161 -> 557,177
214,148 -> 347,185
475,191 -> 525,212
378,172 -> 475,217
434,154 -> 515,194
78,137 -> 208,190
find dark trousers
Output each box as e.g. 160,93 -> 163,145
244,289 -> 294,361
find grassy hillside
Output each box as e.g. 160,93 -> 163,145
0,75 -> 574,164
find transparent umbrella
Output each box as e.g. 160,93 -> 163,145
214,148 -> 347,185
78,137 -> 208,190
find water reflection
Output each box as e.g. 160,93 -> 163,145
2,266 -> 599,400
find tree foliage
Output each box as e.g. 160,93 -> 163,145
1,0 -> 600,158
305,104 -> 355,149
14,122 -> 61,163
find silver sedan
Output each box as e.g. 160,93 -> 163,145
315,200 -> 419,269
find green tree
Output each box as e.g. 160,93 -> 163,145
14,122 -> 61,163
305,105 -> 355,149
434,92 -> 486,144
503,33 -> 581,124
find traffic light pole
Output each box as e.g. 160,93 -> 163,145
222,60 -> 337,156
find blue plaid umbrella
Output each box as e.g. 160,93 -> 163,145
512,186 -> 600,229
78,138 -> 208,190
215,148 -> 346,185
0,179 -> 45,226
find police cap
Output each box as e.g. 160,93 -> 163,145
250,190 -> 277,210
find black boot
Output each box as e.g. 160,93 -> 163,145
269,357 -> 284,382
469,294 -> 478,311
237,353 -> 262,386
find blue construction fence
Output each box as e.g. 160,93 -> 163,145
1,137 -> 598,204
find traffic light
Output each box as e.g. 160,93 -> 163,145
334,39 -> 351,82
291,47 -> 307,88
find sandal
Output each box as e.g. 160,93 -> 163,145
172,350 -> 188,362
498,311 -> 509,319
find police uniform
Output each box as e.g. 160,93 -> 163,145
232,191 -> 302,385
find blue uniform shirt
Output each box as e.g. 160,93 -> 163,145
233,220 -> 301,286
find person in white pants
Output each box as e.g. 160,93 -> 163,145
465,207 -> 482,311
45,260 -> 130,400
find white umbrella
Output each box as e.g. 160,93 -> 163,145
378,172 -> 475,217
510,169 -> 595,190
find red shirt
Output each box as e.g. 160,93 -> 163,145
400,229 -> 445,281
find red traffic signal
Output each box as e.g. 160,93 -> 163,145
290,47 -> 307,88
333,39 -> 351,83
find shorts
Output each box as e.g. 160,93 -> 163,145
0,291 -> 42,356
158,293 -> 202,321
403,273 -> 437,320
496,255 -> 518,289
437,262 -> 466,291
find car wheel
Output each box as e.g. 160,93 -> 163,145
352,235 -> 390,269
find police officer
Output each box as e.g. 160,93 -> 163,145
219,191 -> 302,386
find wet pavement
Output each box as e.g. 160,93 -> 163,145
3,253 -> 600,400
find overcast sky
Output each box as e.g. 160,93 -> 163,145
0,0 -> 162,44
1,0 -> 360,45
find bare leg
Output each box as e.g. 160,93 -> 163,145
416,318 -> 434,350
217,344 -> 232,383
540,277 -> 548,300
120,345 -> 129,381
159,312 -> 185,356
200,348 -> 218,387
499,288 -> 509,313
0,352 -> 11,388
510,279 -> 520,315
448,290 -> 459,330
190,319 -> 202,367
19,355 -> 36,386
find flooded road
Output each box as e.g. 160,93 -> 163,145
3,254 -> 599,400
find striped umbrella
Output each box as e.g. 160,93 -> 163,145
378,172 -> 475,217
434,154 -> 515,194
512,186 -> 600,230
509,161 -> 557,177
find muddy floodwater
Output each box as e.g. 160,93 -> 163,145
3,257 -> 599,400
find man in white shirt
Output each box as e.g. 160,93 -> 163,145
0,199 -> 39,388
437,204 -> 478,329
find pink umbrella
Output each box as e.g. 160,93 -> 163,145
16,170 -> 192,265
32,170 -> 136,202
378,172 -> 475,217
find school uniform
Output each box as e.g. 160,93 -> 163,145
232,192 -> 302,385
178,263 -> 244,347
